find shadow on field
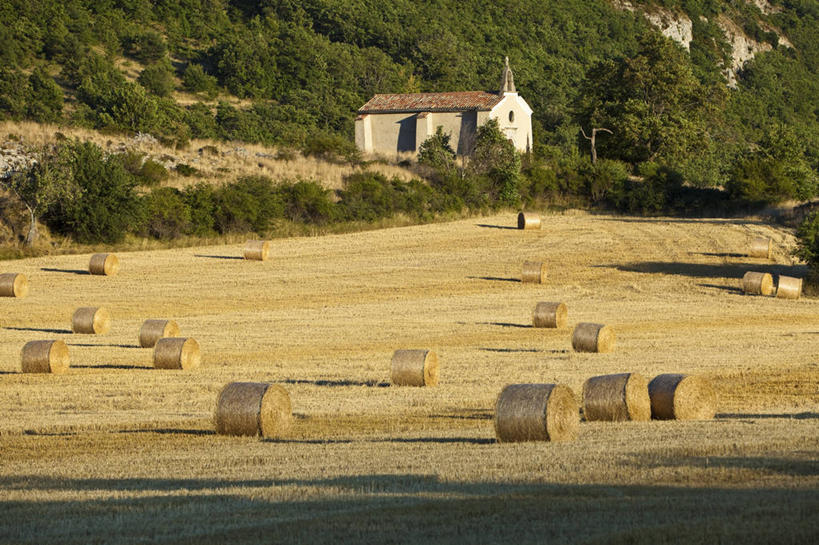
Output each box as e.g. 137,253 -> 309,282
479,347 -> 540,353
193,254 -> 243,260
40,267 -> 89,275
600,261 -> 806,279
716,412 -> 819,420
67,343 -> 142,349
466,276 -> 520,283
4,326 -> 72,334
475,223 -> 518,230
697,283 -> 744,294
630,455 -> 819,477
118,428 -> 214,436
693,252 -> 747,258
478,321 -> 532,329
282,378 -> 390,388
72,364 -> 151,369
1,473 -> 815,544
595,217 -> 767,225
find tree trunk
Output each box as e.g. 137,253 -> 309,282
24,206 -> 37,247
581,127 -> 613,165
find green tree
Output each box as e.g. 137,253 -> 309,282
0,145 -> 76,245
26,67 -> 63,122
577,33 -> 720,166
417,126 -> 456,173
470,119 -> 521,207
138,60 -> 176,98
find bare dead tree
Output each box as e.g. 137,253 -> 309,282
580,127 -> 613,165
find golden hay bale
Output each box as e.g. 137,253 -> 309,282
214,382 -> 292,438
390,349 -> 439,386
776,275 -> 802,300
582,373 -> 651,422
71,307 -> 111,334
153,337 -> 200,370
748,237 -> 772,259
139,319 -> 181,348
572,323 -> 615,353
648,373 -> 716,420
89,253 -> 119,276
21,340 -> 70,374
494,383 -> 579,443
0,272 -> 28,298
741,271 -> 774,296
532,301 -> 567,328
517,212 -> 541,230
521,261 -> 547,283
243,240 -> 271,261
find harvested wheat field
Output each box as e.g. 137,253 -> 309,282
1,212 -> 817,544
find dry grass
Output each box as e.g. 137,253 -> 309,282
0,121 -> 417,191
0,213 -> 817,543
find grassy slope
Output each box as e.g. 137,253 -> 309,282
0,212 -> 817,543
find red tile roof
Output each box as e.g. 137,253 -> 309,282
358,91 -> 503,113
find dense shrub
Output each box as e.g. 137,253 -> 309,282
275,180 -> 336,224
182,63 -> 218,96
213,175 -> 283,234
182,183 -> 218,236
141,187 -> 191,239
44,141 -> 143,243
138,61 -> 176,97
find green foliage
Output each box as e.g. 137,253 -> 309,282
26,68 -> 63,122
141,187 -> 191,239
43,140 -> 143,244
182,183 -> 217,236
174,163 -> 199,177
182,63 -> 217,95
302,131 -> 361,164
275,180 -> 336,225
213,175 -> 283,234
136,159 -> 169,186
470,119 -> 521,207
417,126 -> 456,172
138,60 -> 176,97
123,30 -> 167,62
794,211 -> 819,278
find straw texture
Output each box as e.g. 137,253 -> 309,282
244,240 -> 271,261
776,275 -> 802,300
748,237 -> 772,259
390,349 -> 439,386
517,212 -> 541,230
89,253 -> 119,276
521,261 -> 547,283
153,337 -> 201,370
648,374 -> 716,420
71,307 -> 111,334
572,323 -> 615,353
214,382 -> 292,437
21,340 -> 70,374
582,373 -> 651,422
139,319 -> 181,348
494,383 -> 579,442
742,271 -> 774,296
0,273 -> 28,297
532,302 -> 567,328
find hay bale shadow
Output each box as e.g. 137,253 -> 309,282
697,283 -> 744,294
467,276 -> 520,283
282,378 -> 390,388
193,254 -> 243,260
475,224 -> 518,230
479,347 -> 540,353
118,428 -> 214,436
601,261 -> 806,279
4,326 -> 73,334
694,252 -> 747,258
72,364 -> 152,369
66,343 -> 142,349
40,267 -> 89,275
478,322 -> 532,328
716,412 -> 819,420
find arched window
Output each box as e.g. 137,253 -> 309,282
508,110 -> 515,123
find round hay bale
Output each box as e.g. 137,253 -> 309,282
214,382 -> 292,438
139,319 -> 181,348
494,383 -> 579,442
742,271 -> 774,296
153,337 -> 200,370
748,237 -> 772,259
243,240 -> 271,261
648,373 -> 716,420
521,261 -> 547,283
572,323 -> 615,353
776,275 -> 802,300
21,340 -> 70,374
390,349 -> 438,386
582,373 -> 650,422
532,302 -> 567,328
71,307 -> 111,334
517,212 -> 541,230
0,272 -> 28,298
89,253 -> 119,276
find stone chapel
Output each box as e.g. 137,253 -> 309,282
355,57 -> 533,157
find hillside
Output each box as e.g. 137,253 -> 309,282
0,213 -> 816,542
